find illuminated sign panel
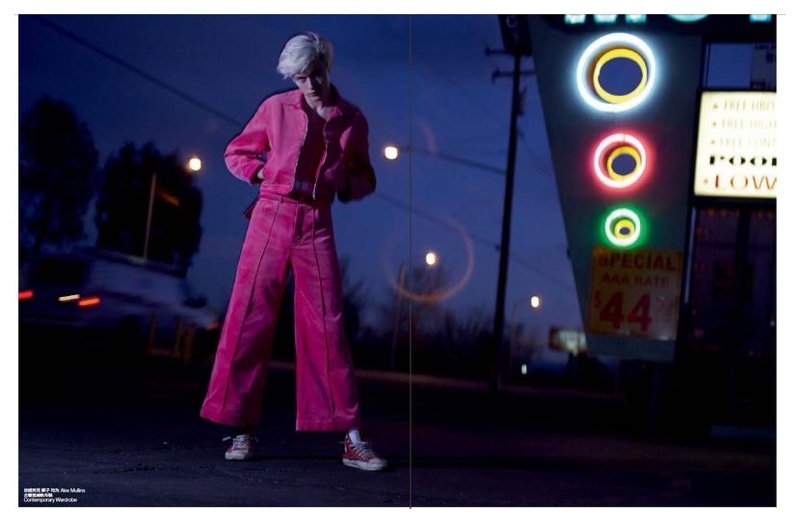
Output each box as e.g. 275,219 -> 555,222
530,15 -> 776,361
528,15 -> 704,361
588,247 -> 683,340
694,92 -> 777,199
546,14 -> 776,39
563,14 -> 773,26
548,328 -> 587,354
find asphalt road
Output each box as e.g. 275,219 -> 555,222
17,356 -> 778,509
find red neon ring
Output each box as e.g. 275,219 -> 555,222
593,133 -> 647,189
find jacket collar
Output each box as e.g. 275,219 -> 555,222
285,85 -> 355,119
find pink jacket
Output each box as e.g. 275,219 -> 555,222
225,87 -> 376,205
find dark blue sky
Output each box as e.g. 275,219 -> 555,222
17,12 -> 790,363
17,14 -> 582,351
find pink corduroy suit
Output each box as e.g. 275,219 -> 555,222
200,87 -> 376,431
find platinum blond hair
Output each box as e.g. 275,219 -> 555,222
276,31 -> 334,79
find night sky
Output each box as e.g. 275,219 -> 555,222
13,7 -> 794,368
16,13 -> 583,357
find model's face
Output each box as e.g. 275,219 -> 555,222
292,59 -> 330,104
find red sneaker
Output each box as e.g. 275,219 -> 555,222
342,434 -> 387,471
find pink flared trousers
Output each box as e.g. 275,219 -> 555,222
200,193 -> 360,431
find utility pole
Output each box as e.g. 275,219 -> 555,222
489,15 -> 534,391
143,171 -> 157,260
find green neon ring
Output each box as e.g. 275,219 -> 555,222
604,208 -> 642,247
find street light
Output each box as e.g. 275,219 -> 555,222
507,294 -> 541,383
382,141 -> 517,390
383,145 -> 400,161
425,250 -> 438,267
187,156 -> 202,172
390,250 -> 441,370
510,294 -> 540,332
143,155 -> 202,260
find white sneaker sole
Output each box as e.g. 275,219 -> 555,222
225,452 -> 255,461
342,458 -> 387,471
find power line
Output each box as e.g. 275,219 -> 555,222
32,16 -> 244,129
409,148 -> 505,176
375,16 -> 555,183
372,192 -> 574,292
373,192 -> 495,247
372,15 -> 508,137
33,14 -> 571,293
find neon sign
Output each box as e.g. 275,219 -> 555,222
604,207 -> 643,248
546,14 -> 776,39
564,14 -> 772,25
576,33 -> 656,113
593,133 -> 647,189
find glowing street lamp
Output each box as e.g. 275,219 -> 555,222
383,145 -> 400,161
390,249 -> 441,370
512,294 -> 541,325
507,294 -> 542,382
144,156 -> 202,260
425,250 -> 438,267
187,156 -> 203,172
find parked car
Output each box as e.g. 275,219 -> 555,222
19,248 -> 220,365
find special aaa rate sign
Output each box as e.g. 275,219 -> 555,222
588,247 -> 683,339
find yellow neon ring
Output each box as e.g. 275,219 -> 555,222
606,145 -> 641,181
592,47 -> 648,104
613,218 -> 636,239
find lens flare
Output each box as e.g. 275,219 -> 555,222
383,219 -> 475,304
